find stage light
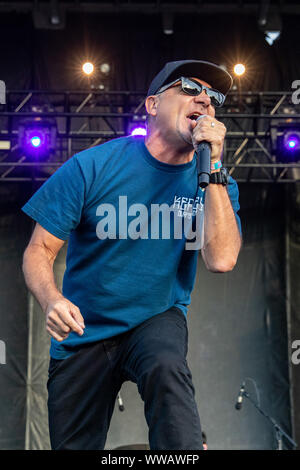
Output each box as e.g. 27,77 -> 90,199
271,125 -> 300,164
30,136 -> 42,148
82,62 -> 94,75
259,9 -> 282,46
130,126 -> 147,137
265,31 -> 281,46
18,121 -> 57,159
24,129 -> 48,156
234,64 -> 245,76
258,0 -> 269,27
128,115 -> 147,137
283,132 -> 300,152
100,63 -> 110,74
0,140 -> 10,150
163,12 -> 174,35
50,0 -> 61,25
32,1 -> 65,29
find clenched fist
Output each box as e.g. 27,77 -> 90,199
45,297 -> 85,342
191,115 -> 226,163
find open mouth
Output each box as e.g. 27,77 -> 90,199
187,113 -> 202,121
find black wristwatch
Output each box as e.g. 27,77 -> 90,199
209,167 -> 230,186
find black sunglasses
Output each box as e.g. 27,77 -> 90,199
156,76 -> 225,107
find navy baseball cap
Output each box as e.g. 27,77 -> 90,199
147,60 -> 233,97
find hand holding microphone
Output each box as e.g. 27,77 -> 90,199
191,115 -> 226,188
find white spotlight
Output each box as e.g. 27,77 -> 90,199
82,62 -> 94,75
234,64 -> 246,76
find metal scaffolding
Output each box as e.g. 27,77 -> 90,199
0,89 -> 300,183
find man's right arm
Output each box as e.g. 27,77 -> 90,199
22,223 -> 85,342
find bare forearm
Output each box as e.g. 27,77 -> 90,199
22,245 -> 63,312
202,184 -> 241,272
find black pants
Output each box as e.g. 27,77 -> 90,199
47,307 -> 203,450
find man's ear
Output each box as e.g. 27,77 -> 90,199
145,95 -> 159,117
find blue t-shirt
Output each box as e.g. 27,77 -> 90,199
22,136 -> 241,359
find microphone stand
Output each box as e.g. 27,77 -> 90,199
240,389 -> 297,450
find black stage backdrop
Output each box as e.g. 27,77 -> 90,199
0,11 -> 300,91
0,8 -> 299,449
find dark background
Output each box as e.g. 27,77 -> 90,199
1,5 -> 300,92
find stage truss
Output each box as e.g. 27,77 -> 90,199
0,89 -> 300,183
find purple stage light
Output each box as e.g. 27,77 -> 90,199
19,126 -> 53,157
130,126 -> 147,137
24,130 -> 47,156
18,119 -> 57,160
30,136 -> 42,148
283,132 -> 300,151
272,125 -> 300,163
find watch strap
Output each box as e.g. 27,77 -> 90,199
210,167 -> 229,185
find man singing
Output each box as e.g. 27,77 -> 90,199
22,60 -> 242,450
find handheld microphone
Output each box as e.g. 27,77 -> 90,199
195,116 -> 211,188
235,382 -> 246,410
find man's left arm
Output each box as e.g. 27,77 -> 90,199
201,181 -> 242,272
